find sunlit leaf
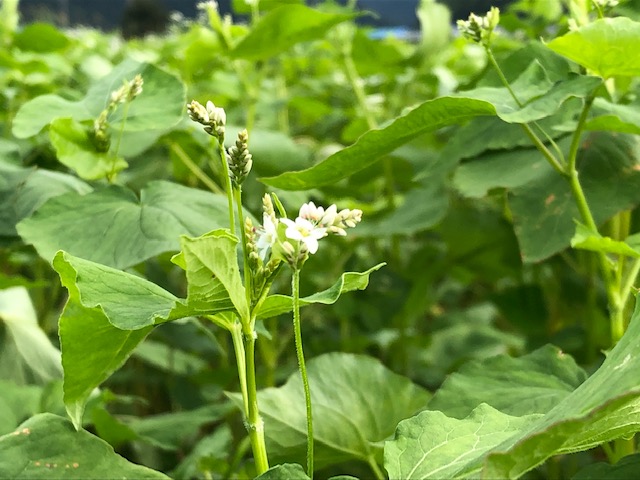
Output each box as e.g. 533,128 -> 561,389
546,17 -> 640,77
571,222 -> 640,258
384,404 -> 541,479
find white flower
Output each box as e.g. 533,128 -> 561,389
255,214 -> 278,261
298,202 -> 339,228
206,101 -> 226,126
281,217 -> 327,254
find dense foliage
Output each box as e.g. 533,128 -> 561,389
3,0 -> 640,478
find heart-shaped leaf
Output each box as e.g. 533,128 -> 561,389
229,352 -> 429,472
546,17 -> 640,78
53,251 -> 187,428
17,181 -> 231,269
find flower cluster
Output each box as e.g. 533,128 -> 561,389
227,129 -> 253,187
110,74 -> 144,105
187,100 -> 226,141
90,74 -> 144,153
457,7 -> 500,46
252,196 -> 362,269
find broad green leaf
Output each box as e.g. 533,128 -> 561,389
496,75 -> 601,123
261,97 -> 497,190
17,181 -> 230,268
13,23 -> 70,52
510,132 -> 640,262
262,63 -> 596,191
458,62 -> 600,123
0,287 -> 62,383
255,263 -> 385,319
53,251 -> 184,331
12,59 -> 185,138
49,118 -> 127,180
453,146 -> 552,198
571,223 -> 640,258
228,353 -> 430,471
546,17 -> 640,78
480,296 -> 640,478
174,230 -> 249,323
384,404 -> 541,479
0,413 -> 169,479
256,463 -> 310,480
59,302 -> 152,430
586,98 -> 640,135
573,454 -> 640,479
355,182 -> 448,236
428,345 -> 587,419
231,5 -> 354,61
0,160 -> 90,237
53,251 -> 187,427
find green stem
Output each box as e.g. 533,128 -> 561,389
230,321 -> 249,415
367,455 -> 385,480
216,137 -> 236,235
243,321 -> 270,474
486,48 -> 522,107
106,101 -> 131,183
487,48 -> 566,175
292,269 -> 314,478
170,142 -> 223,194
620,258 -> 640,311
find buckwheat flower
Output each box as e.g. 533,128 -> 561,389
187,100 -> 209,124
256,214 -> 278,261
457,7 -> 499,46
206,101 -> 226,127
281,217 -> 327,254
127,74 -> 144,101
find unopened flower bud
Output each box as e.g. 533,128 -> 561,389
228,129 -> 253,186
127,74 -> 144,101
457,7 -> 500,46
187,100 -> 209,124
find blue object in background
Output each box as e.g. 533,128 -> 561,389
17,0 -> 514,32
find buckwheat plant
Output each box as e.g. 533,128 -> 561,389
251,195 -> 362,477
187,100 -> 362,477
459,3 -> 635,461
